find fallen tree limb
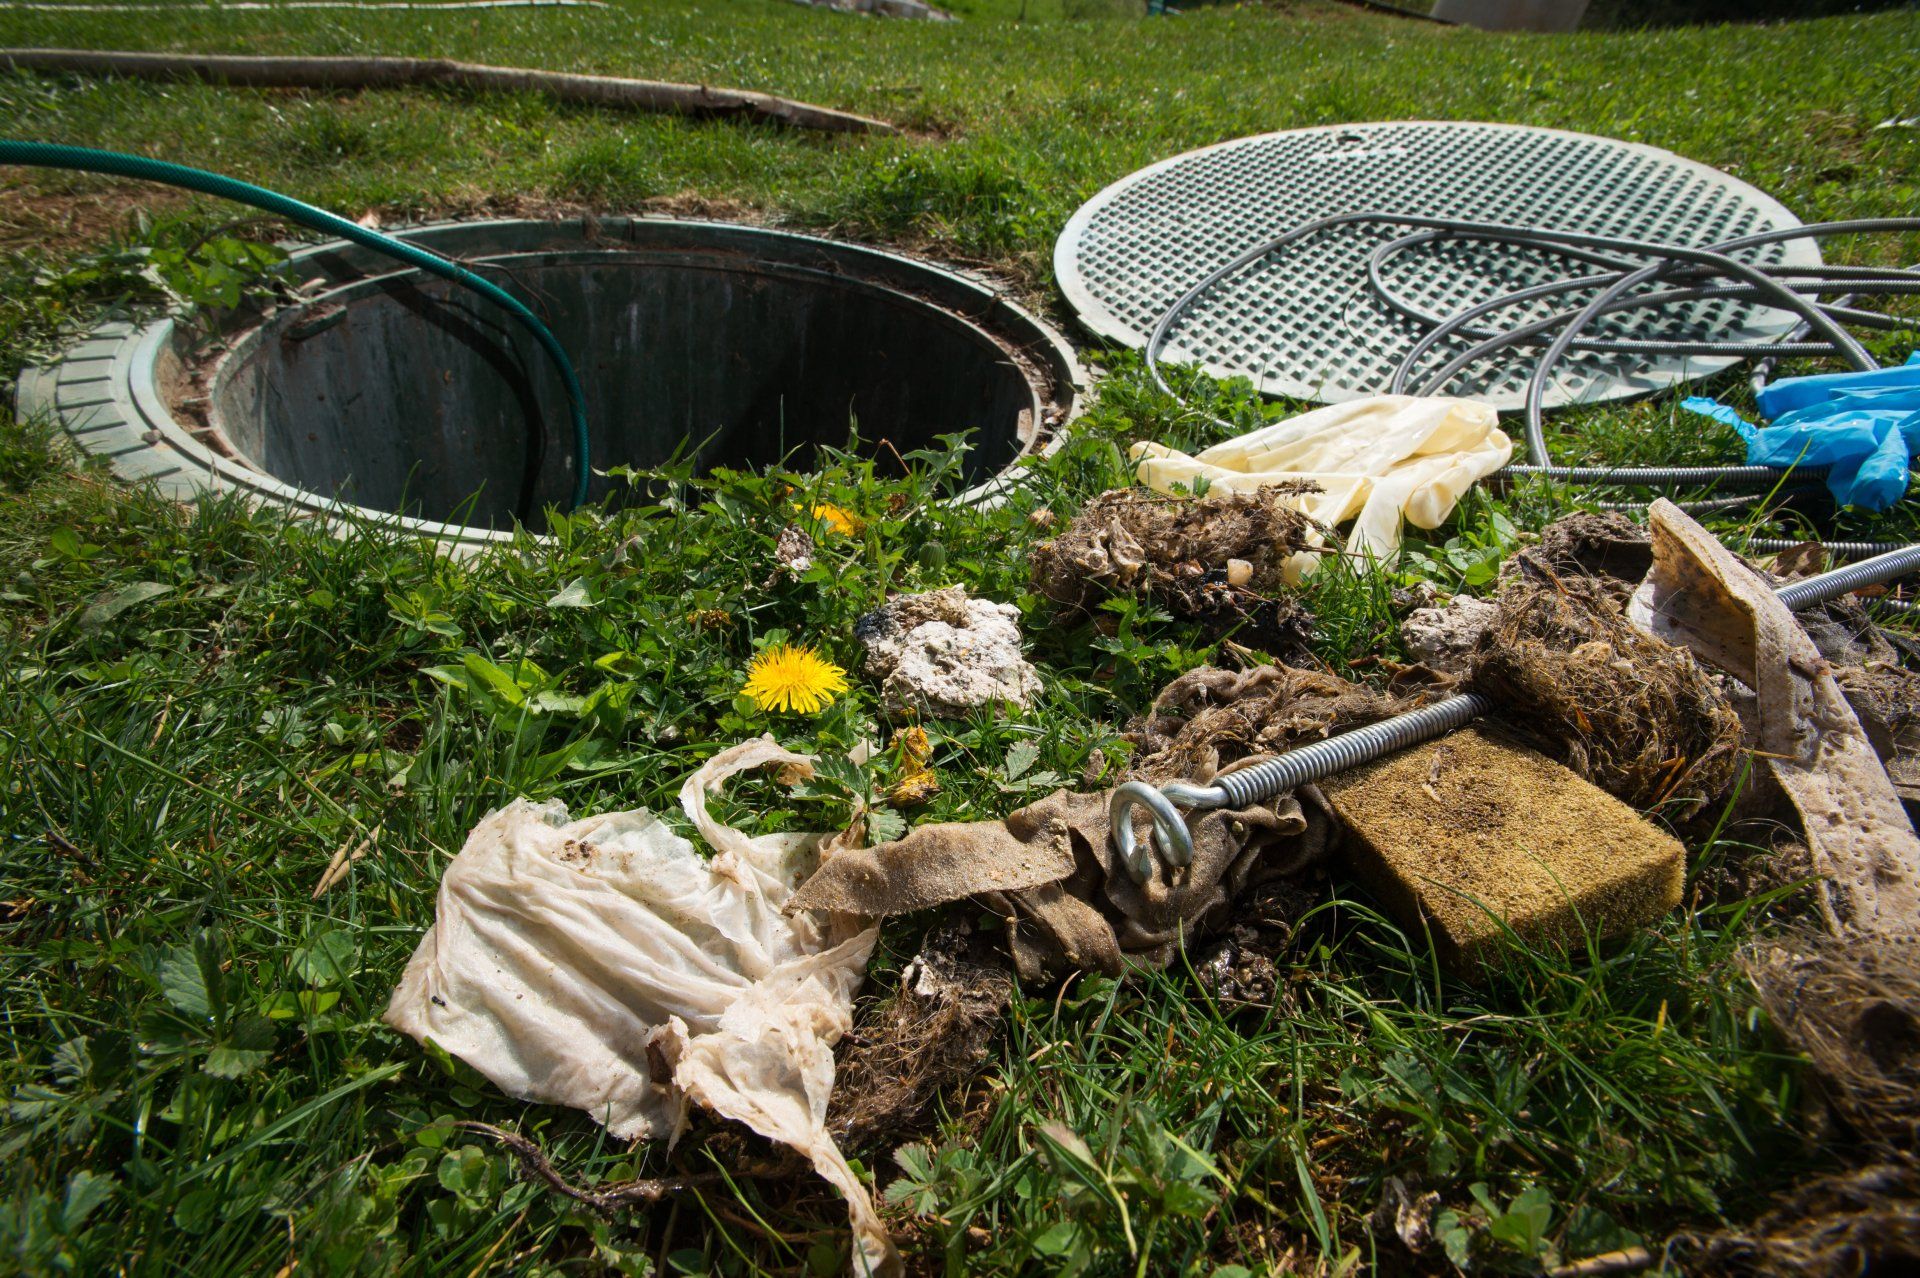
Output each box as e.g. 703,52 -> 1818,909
0,48 -> 901,137
0,2 -> 609,11
1325,0 -> 1456,21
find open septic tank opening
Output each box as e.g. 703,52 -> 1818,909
21,219 -> 1083,544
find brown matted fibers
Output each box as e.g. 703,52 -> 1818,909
1321,727 -> 1685,969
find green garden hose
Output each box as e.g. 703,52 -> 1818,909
0,140 -> 592,511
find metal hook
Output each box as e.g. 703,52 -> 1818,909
1108,780 -> 1227,883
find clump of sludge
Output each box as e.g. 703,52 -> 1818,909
1752,937 -> 1920,1156
1469,555 -> 1743,817
1679,935 -> 1920,1275
1122,661 -> 1447,786
827,925 -> 1013,1150
1029,486 -> 1318,657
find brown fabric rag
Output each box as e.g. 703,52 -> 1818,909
792,661 -> 1428,979
791,781 -> 1323,982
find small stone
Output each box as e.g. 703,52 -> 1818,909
1225,557 -> 1253,587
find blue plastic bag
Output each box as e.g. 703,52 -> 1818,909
1680,353 -> 1920,512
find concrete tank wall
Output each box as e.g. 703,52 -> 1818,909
209,246 -> 1046,530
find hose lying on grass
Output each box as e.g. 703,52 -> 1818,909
0,139 -> 594,511
0,48 -> 902,136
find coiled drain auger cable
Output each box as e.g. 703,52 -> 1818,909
1114,212 -> 1920,878
0,140 -> 593,511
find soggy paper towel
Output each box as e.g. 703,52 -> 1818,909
1130,394 -> 1510,576
384,737 -> 894,1276
1629,500 -> 1920,937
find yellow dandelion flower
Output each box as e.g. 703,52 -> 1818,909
741,643 -> 849,715
807,503 -> 865,537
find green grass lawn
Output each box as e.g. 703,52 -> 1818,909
4,2 -> 1920,1275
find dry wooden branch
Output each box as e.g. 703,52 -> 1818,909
0,48 -> 901,137
1,2 -> 609,11
452,1121 -> 705,1210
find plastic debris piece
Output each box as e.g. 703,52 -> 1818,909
383,737 -> 895,1276
1129,394 -> 1510,577
1756,354 -> 1920,419
854,586 -> 1041,717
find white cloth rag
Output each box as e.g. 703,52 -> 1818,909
383,736 -> 894,1276
1130,394 -> 1511,579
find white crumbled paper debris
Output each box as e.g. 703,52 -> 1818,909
383,737 -> 895,1276
855,585 -> 1042,716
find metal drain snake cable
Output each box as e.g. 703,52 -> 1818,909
1142,211 -> 1904,397
0,141 -> 593,511
1145,213 -> 1918,481
1109,540 -> 1920,881
1381,220 -> 1920,549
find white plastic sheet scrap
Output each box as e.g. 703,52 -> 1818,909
384,737 -> 896,1276
1129,394 -> 1511,576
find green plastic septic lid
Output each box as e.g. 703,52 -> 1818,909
1053,121 -> 1819,410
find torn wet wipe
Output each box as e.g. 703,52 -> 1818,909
383,737 -> 897,1277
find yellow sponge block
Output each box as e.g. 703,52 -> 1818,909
1321,727 -> 1685,969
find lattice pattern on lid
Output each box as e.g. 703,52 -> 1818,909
1054,122 -> 1818,410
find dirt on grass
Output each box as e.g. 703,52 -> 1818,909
1031,486 -> 1320,659
1683,1162 -> 1920,1276
828,923 -> 1014,1151
0,177 -> 188,253
415,185 -> 769,230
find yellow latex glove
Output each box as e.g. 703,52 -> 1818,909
1130,395 -> 1510,580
